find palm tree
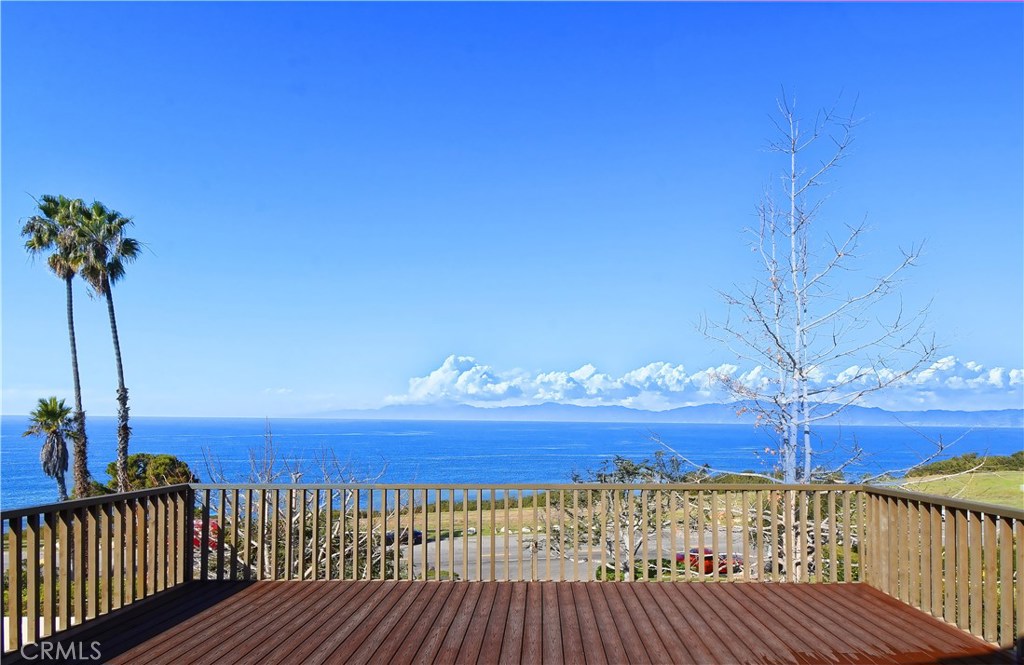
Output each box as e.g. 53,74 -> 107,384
23,397 -> 74,501
21,194 -> 92,497
79,201 -> 141,493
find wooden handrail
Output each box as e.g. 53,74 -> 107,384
864,485 -> 1024,520
0,484 -> 193,520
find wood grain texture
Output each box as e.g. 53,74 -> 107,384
3,580 -> 1013,665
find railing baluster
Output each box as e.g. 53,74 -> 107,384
299,485 -> 305,577
168,494 -> 177,588
842,491 -> 853,583
812,491 -> 823,584
43,513 -> 56,637
259,489 -> 268,581
797,491 -> 808,585
177,492 -> 184,587
378,489 -> 386,582
724,490 -> 733,583
910,500 -> 921,607
532,487 -> 540,582
740,491 -> 750,583
613,491 -> 622,581
112,501 -> 124,609
968,510 -> 982,637
1015,519 -> 1022,647
943,506 -> 955,624
420,489 -> 428,582
544,487 -> 552,582
752,490 -> 762,583
86,505 -> 98,620
998,517 -> 1013,648
696,490 -> 706,582
241,489 -> 250,580
503,491 -> 511,582
558,489 -> 565,582
25,514 -> 39,644
340,489 -> 348,580
102,504 -> 113,615
599,489 -> 608,579
638,490 -> 647,583
982,512 -> 997,643
59,509 -> 72,630
436,489 -> 443,581
327,489 -> 335,581
887,496 -> 899,595
74,507 -> 85,622
7,517 -> 24,651
478,489 -> 485,582
199,491 -> 210,582
518,489 -> 525,582
448,489 -> 456,582
370,488 -> 377,581
159,494 -> 169,593
928,502 -> 942,615
272,489 -> 281,581
402,489 -> 410,581
285,488 -> 294,581
826,491 -> 836,583
217,489 -> 226,581
355,487 -> 363,581
573,487 -> 581,582
864,493 -> 874,585
124,501 -> 136,605
919,500 -> 931,610
390,489 -> 399,582
491,487 -> 499,582
136,499 -> 147,601
587,489 -> 594,584
955,509 -> 968,628
786,490 -> 797,583
768,491 -> 778,583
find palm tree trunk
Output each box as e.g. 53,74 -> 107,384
66,274 -> 90,497
104,280 -> 131,493
56,472 -> 68,502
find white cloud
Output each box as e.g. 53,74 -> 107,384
385,354 -> 1023,412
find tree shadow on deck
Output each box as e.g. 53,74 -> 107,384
6,582 -> 256,665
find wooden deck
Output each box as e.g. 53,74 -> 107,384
8,581 -> 1013,665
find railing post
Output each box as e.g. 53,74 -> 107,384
184,487 -> 195,583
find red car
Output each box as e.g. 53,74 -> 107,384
192,520 -> 220,548
677,547 -> 743,575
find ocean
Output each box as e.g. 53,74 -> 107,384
1,416 -> 1021,510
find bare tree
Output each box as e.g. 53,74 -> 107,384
702,93 -> 937,483
200,421 -> 396,581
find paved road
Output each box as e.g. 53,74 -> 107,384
402,527 -> 751,581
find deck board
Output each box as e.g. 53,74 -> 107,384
6,581 -> 1012,665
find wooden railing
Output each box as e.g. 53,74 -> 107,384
2,482 -> 1021,655
1,485 -> 192,655
188,484 -> 867,585
862,487 -> 1023,650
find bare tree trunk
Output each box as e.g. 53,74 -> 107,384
66,274 -> 90,497
104,279 -> 132,493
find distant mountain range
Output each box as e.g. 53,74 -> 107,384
322,402 -> 1024,428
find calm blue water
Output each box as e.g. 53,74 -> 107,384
1,416 -> 1021,510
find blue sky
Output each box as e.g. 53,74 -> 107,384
2,2 -> 1022,417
